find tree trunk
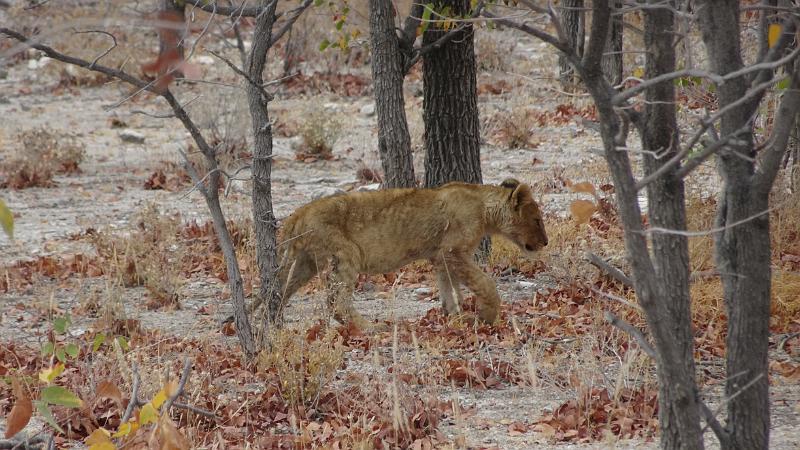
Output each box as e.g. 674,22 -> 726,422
159,0 -> 186,78
639,2 -> 704,447
246,0 -> 284,331
558,0 -> 584,90
696,2 -> 774,448
369,0 -> 417,188
602,0 -> 623,88
422,0 -> 482,187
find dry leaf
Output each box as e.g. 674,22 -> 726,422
96,380 -> 124,407
768,23 -> 782,48
4,395 -> 32,438
158,415 -> 190,450
570,200 -> 597,224
569,182 -> 596,196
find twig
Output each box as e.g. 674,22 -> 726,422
603,311 -> 656,358
163,357 -> 192,413
121,363 -> 141,423
699,400 -> 731,445
585,252 -> 633,287
0,435 -> 48,449
591,286 -> 642,311
208,49 -> 272,101
72,29 -> 117,68
172,402 -> 217,419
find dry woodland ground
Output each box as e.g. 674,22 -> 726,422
0,3 -> 799,449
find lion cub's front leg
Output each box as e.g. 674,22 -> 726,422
325,255 -> 371,330
437,252 -> 501,324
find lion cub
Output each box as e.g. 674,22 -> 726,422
275,178 -> 547,328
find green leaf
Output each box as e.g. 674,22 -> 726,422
420,3 -> 433,35
41,386 -> 83,408
65,343 -> 79,359
55,347 -> 66,363
335,19 -> 345,31
41,341 -> 55,356
0,199 -> 13,239
116,336 -> 129,352
319,38 -> 331,51
34,400 -> 64,434
314,0 -> 323,6
53,315 -> 71,334
92,333 -> 106,352
777,76 -> 791,90
341,6 -> 349,14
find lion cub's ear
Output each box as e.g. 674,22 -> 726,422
500,178 -> 520,190
510,183 -> 533,210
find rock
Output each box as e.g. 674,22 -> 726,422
360,103 -> 375,116
518,280 -> 536,288
414,287 -> 433,296
194,55 -> 215,65
356,183 -> 381,192
323,102 -> 343,112
119,130 -> 146,144
311,187 -> 345,200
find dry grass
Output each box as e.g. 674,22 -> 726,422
1,128 -> 86,188
92,204 -> 186,309
295,109 -> 343,159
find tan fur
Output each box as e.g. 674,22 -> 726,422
275,179 -> 547,328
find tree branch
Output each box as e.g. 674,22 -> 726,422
270,0 -> 314,47
187,0 -> 269,18
585,251 -> 633,287
699,400 -> 731,446
582,0 -> 611,75
604,311 -> 657,359
754,58 -> 800,194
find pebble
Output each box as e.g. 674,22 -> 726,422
356,183 -> 381,192
414,287 -> 432,296
311,187 -> 345,200
119,130 -> 146,144
360,103 -> 375,116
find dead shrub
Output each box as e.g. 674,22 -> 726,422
484,108 -> 541,150
295,110 -> 342,160
1,128 -> 86,188
92,204 -> 185,309
258,325 -> 345,410
475,29 -> 516,73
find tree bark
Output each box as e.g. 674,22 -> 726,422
602,0 -> 623,88
246,0 -> 284,330
369,0 -> 417,188
559,0 -> 584,90
639,2 -> 704,447
422,0 -> 482,187
696,2 -> 797,448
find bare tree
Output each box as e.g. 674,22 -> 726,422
484,0 -> 800,448
1,0 -> 312,355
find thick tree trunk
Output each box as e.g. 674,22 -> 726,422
159,0 -> 186,78
696,2 -> 771,448
640,2 -> 704,448
246,1 -> 284,330
602,0 -> 623,87
422,0 -> 482,187
368,0 -> 416,188
559,0 -> 584,90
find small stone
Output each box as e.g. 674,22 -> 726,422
194,55 -> 215,65
360,103 -> 375,116
518,281 -> 535,288
311,187 -> 345,200
119,130 -> 146,144
356,183 -> 381,192
414,287 -> 432,296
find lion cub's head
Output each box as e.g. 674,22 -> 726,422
499,178 -> 548,253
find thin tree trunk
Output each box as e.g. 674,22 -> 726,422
640,2 -> 704,447
559,0 -> 584,90
246,0 -> 284,330
422,0 -> 481,187
602,0 -> 623,88
369,0 -> 416,188
160,0 -> 186,78
696,2 -> 773,448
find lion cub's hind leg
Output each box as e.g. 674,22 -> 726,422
435,266 -> 463,316
279,250 -> 318,300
